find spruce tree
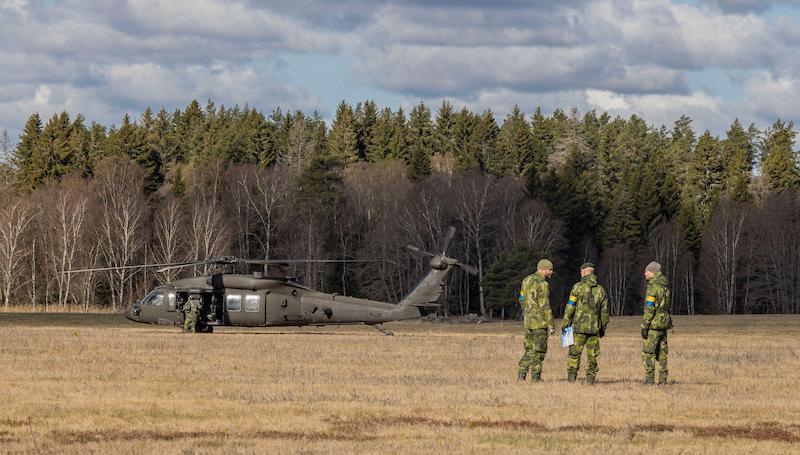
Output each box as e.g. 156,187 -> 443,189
453,108 -> 478,171
722,119 -> 755,202
433,100 -> 456,156
761,120 -> 798,192
497,105 -> 532,177
328,101 -> 359,164
406,101 -> 433,181
355,100 -> 377,161
685,130 -> 724,229
388,107 -> 408,161
472,110 -> 500,175
13,113 -> 42,188
366,107 -> 392,162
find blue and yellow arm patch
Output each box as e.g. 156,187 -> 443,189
567,295 -> 577,306
518,293 -> 525,303
645,295 -> 656,307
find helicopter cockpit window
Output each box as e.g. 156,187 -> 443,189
227,294 -> 242,312
142,290 -> 164,306
244,294 -> 260,312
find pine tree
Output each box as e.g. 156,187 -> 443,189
328,101 -> 358,164
761,120 -> 797,192
406,102 -> 433,181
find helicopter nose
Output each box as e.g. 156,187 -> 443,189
125,305 -> 140,321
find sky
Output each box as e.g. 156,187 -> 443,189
1,0 -> 799,145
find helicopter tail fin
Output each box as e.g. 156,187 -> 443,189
399,257 -> 455,308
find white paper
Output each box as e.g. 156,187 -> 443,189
561,326 -> 574,347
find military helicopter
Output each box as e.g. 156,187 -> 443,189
64,227 -> 476,335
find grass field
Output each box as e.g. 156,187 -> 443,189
1,313 -> 799,454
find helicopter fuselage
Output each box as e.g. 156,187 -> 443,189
125,273 -> 423,330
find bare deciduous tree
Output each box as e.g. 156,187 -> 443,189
0,200 -> 35,308
94,157 -> 148,311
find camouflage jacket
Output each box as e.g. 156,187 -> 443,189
562,274 -> 609,335
519,272 -> 554,331
642,272 -> 672,330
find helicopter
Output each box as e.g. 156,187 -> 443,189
64,227 -> 476,335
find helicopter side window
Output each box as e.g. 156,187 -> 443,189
168,293 -> 175,308
142,290 -> 164,306
227,295 -> 242,312
244,294 -> 260,312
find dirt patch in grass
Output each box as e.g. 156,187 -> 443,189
0,418 -> 29,428
51,428 -> 378,445
341,415 -> 799,443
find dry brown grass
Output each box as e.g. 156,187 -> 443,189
1,313 -> 799,453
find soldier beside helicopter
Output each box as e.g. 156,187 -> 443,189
183,294 -> 203,333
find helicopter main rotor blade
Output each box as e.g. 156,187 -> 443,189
238,259 -> 398,266
440,226 -> 456,254
405,245 -> 434,257
456,262 -> 479,276
60,262 -> 196,274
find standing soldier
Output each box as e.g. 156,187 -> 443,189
517,259 -> 556,382
641,261 -> 672,385
183,294 -> 202,333
561,262 -> 609,384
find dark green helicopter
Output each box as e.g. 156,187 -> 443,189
64,227 -> 475,335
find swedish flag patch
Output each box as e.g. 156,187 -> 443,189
567,295 -> 577,306
519,293 -> 525,303
646,295 -> 656,307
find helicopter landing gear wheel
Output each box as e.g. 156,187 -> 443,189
373,323 -> 394,336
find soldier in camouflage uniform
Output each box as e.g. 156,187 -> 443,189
517,259 -> 555,382
183,295 -> 202,333
641,261 -> 672,385
561,262 -> 609,384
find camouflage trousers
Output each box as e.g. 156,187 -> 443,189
518,329 -> 549,379
568,333 -> 600,380
183,310 -> 199,333
642,329 -> 668,383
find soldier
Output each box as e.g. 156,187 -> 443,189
641,261 -> 672,385
561,262 -> 609,384
183,294 -> 202,333
517,259 -> 555,382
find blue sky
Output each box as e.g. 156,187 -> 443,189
1,0 -> 799,145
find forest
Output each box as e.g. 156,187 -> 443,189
0,99 -> 798,317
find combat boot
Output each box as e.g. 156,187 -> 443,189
517,371 -> 527,382
530,373 -> 541,382
567,371 -> 577,383
658,375 -> 668,385
644,376 -> 654,385
586,376 -> 595,385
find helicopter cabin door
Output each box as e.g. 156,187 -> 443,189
224,291 -> 266,326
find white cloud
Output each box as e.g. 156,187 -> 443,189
587,90 -> 631,111
742,72 -> 800,120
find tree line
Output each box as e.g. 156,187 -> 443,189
0,99 -> 798,317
